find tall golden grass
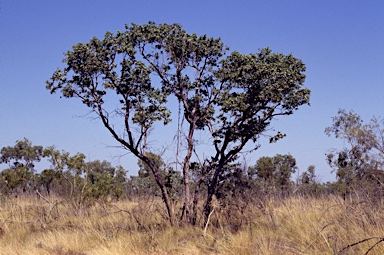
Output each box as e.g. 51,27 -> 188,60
0,194 -> 383,254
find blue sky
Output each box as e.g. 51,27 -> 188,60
1,1 -> 383,182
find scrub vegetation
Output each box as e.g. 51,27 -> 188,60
1,195 -> 384,254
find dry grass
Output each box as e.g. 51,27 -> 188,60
0,194 -> 384,254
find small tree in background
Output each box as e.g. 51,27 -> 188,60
297,165 -> 323,196
0,138 -> 43,194
325,109 -> 384,199
249,154 -> 297,196
84,160 -> 127,201
37,169 -> 60,195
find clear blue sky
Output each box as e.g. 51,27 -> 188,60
1,0 -> 383,182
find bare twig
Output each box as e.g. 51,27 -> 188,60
364,237 -> 384,255
336,236 -> 384,254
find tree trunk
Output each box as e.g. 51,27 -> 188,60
204,164 -> 221,225
143,156 -> 175,225
182,123 -> 195,224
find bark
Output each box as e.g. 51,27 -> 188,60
204,166 -> 220,224
182,122 -> 195,223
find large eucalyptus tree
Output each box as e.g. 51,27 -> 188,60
47,22 -> 310,225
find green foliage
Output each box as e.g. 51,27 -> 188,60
164,168 -> 183,202
42,146 -> 86,197
215,165 -> 251,203
135,153 -> 182,202
213,48 -> 308,146
37,169 -> 60,195
250,154 -> 297,194
0,138 -> 43,173
42,146 -> 128,205
112,166 -> 128,198
299,165 -> 317,185
84,160 -> 127,201
0,138 -> 43,194
326,109 -> 384,198
136,152 -> 166,196
297,165 -> 324,196
0,167 -> 31,194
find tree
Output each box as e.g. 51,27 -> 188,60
37,169 -> 60,195
47,22 -> 310,224
0,138 -> 43,194
84,160 -> 127,201
325,109 -> 384,198
249,154 -> 297,195
0,138 -> 43,172
299,165 -> 317,185
298,165 -> 323,196
42,146 -> 87,202
111,165 -> 127,199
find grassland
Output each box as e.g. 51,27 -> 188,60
0,194 -> 383,254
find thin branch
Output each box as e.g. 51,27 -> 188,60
336,236 -> 384,254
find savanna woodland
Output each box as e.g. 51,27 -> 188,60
1,22 -> 384,255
